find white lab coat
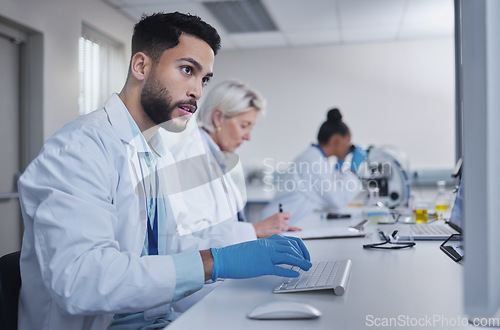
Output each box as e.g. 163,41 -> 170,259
17,94 -> 204,330
165,127 -> 257,254
261,145 -> 362,223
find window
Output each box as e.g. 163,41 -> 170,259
78,23 -> 125,115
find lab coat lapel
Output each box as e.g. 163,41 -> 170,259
103,94 -> 143,194
104,94 -> 148,254
104,94 -> 134,145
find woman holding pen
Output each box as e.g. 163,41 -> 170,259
168,80 -> 300,253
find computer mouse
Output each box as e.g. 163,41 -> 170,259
247,301 -> 321,320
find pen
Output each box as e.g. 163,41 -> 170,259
279,203 -> 283,213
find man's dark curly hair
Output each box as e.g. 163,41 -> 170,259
131,12 -> 221,64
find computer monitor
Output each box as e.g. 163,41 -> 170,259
459,0 -> 500,320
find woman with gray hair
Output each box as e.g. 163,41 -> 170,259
197,80 -> 264,151
199,80 -> 300,237
169,80 -> 300,255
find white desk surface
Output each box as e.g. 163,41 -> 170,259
168,212 -> 475,330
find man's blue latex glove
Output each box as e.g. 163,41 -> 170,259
210,235 -> 312,281
350,145 -> 367,173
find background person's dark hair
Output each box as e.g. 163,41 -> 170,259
131,12 -> 221,65
317,108 -> 350,145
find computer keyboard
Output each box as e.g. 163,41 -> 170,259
411,223 -> 456,235
273,259 -> 352,296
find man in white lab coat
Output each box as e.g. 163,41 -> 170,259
17,12 -> 311,330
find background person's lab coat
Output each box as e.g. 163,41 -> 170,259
261,145 -> 362,223
165,126 -> 257,255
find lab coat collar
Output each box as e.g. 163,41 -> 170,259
199,128 -> 228,171
104,93 -> 135,146
199,127 -> 221,152
103,94 -> 145,203
145,129 -> 168,158
311,143 -> 327,158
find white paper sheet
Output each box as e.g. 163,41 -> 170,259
284,227 -> 366,240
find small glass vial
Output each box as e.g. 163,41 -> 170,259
364,187 -> 390,223
435,180 -> 451,219
367,187 -> 380,206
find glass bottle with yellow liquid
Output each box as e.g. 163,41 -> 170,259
414,201 -> 429,223
435,180 -> 451,219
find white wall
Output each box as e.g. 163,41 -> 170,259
209,38 -> 455,171
1,0 -> 134,139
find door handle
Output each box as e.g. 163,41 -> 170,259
0,172 -> 21,201
0,192 -> 19,201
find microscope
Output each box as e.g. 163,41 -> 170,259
357,146 -> 411,209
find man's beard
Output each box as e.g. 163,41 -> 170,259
140,72 -> 195,133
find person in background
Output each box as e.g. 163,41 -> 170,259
261,108 -> 366,223
17,12 -> 311,330
168,80 -> 301,254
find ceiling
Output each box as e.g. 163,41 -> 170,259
103,0 -> 454,50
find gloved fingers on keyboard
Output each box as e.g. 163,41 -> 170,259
282,235 -> 311,261
272,253 -> 312,271
272,265 -> 301,278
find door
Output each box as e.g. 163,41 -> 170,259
0,32 -> 22,256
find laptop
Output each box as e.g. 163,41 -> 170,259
398,182 -> 463,241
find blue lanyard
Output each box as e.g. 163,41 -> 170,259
138,153 -> 160,256
147,200 -> 159,255
146,170 -> 159,255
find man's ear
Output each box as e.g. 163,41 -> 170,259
212,108 -> 224,127
130,52 -> 151,81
